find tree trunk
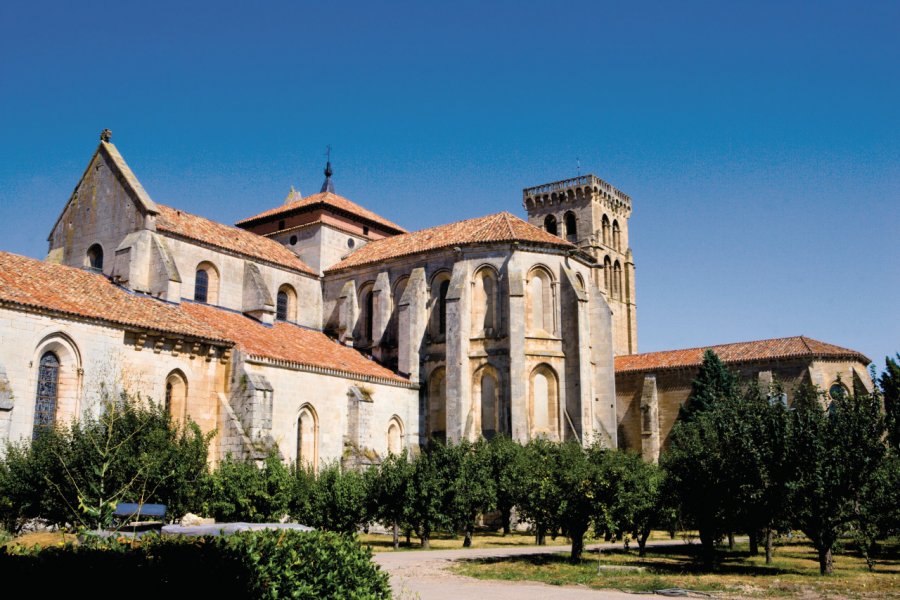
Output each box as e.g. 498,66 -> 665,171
463,524 -> 473,548
405,529 -> 411,546
699,528 -> 717,570
638,529 -> 650,558
818,546 -> 833,575
502,507 -> 511,535
536,526 -> 546,546
727,531 -> 735,551
765,528 -> 774,565
570,528 -> 586,563
421,529 -> 430,549
392,522 -> 399,550
749,530 -> 759,556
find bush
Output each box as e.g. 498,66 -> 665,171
306,463 -> 370,534
0,529 -> 391,599
202,452 -> 293,523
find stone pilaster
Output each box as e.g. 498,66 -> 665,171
372,271 -> 391,360
506,254 -> 528,443
589,284 -> 617,448
338,280 -> 358,345
444,260 -> 471,443
397,267 -> 427,382
639,374 -> 660,463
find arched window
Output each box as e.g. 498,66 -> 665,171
612,220 -> 621,251
477,368 -> 500,440
387,417 -> 403,455
613,260 -> 622,300
601,215 -> 611,246
276,284 -> 297,322
194,262 -> 219,304
472,267 -> 499,337
86,244 -> 103,272
544,214 -> 558,236
438,280 -> 449,336
527,267 -> 554,335
33,351 -> 60,437
165,370 -> 188,422
564,211 -> 577,243
829,383 -> 849,402
427,368 -> 447,441
297,405 -> 318,470
357,283 -> 375,344
386,276 -> 408,345
365,289 -> 375,342
529,364 -> 559,440
603,256 -> 612,293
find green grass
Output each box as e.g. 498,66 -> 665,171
360,530 -> 541,552
454,537 -> 900,598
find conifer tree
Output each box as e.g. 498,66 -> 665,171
680,349 -> 738,421
879,355 -> 900,451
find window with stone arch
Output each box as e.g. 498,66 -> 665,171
429,272 -> 451,340
603,256 -> 612,294
427,367 -> 447,442
297,404 -> 319,471
613,260 -> 622,300
544,214 -> 558,236
474,365 -> 505,440
601,215 -> 611,246
194,262 -> 220,304
86,243 -> 104,272
527,266 -> 555,336
612,220 -> 621,252
357,282 -> 376,345
564,211 -> 577,243
529,364 -> 560,440
471,266 -> 500,337
276,284 -> 297,322
33,351 -> 60,437
164,370 -> 188,423
387,416 -> 404,455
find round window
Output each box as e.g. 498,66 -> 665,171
289,235 -> 298,245
347,238 -> 355,248
829,383 -> 848,401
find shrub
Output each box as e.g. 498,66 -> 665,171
307,463 -> 370,534
202,452 -> 292,522
0,529 -> 391,599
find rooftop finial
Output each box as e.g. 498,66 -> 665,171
100,128 -> 112,142
320,145 -> 334,193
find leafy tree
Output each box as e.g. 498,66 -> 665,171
404,442 -> 454,548
308,462 -> 370,534
365,450 -> 413,549
603,451 -> 668,557
879,355 -> 900,451
202,451 -> 292,523
449,439 -> 496,547
516,438 -> 560,546
487,435 -> 526,535
786,384 -> 886,575
852,448 -> 900,571
679,349 -> 738,421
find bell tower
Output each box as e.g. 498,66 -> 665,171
523,174 -> 637,355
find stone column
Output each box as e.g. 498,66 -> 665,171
506,255 -> 528,443
444,260 -> 471,443
338,280 -> 358,345
589,284 -> 617,448
639,374 -> 660,463
371,271 -> 391,360
397,268 -> 427,382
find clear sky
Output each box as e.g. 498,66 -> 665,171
1,0 -> 897,370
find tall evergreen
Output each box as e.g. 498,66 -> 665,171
879,355 -> 900,451
680,349 -> 738,421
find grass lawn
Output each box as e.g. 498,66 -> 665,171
453,537 -> 900,598
360,529 -> 541,552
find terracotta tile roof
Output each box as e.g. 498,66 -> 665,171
155,204 -> 316,276
0,252 -> 227,343
235,191 -> 407,233
181,302 -> 411,385
615,336 -> 871,374
326,211 -> 575,272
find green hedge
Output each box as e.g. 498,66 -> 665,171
0,529 -> 391,599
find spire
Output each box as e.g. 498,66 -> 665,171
320,145 -> 334,193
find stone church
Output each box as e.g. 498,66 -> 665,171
0,132 -> 872,466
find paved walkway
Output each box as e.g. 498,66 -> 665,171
374,539 -> 700,600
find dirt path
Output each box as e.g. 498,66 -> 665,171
374,539 -> 702,600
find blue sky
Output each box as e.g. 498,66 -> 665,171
1,0 -> 897,369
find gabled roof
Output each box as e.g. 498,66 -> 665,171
614,336 -> 871,374
156,204 -> 316,276
181,303 -> 411,386
49,140 -> 158,240
235,190 -> 407,234
325,211 -> 575,273
0,252 -> 226,343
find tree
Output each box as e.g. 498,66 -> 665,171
308,462 -> 370,534
604,450 -> 668,557
404,442 -> 454,548
786,384 -> 886,575
449,439 -> 496,547
203,451 -> 292,523
880,355 -> 900,451
366,450 -> 413,549
680,349 -> 738,421
487,435 -> 526,535
516,438 -> 560,546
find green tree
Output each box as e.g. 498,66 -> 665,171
365,450 -> 413,548
202,451 -> 292,523
308,462 -> 370,534
449,439 -> 496,547
516,438 -> 560,546
786,384 -> 886,575
404,442 -> 454,548
604,451 -> 668,557
680,349 -> 738,421
487,435 -> 526,535
879,355 -> 900,451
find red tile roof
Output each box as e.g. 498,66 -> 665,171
0,252 -> 227,343
326,211 -> 575,272
181,302 -> 410,385
236,191 -> 407,234
615,336 -> 871,374
156,204 -> 315,275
